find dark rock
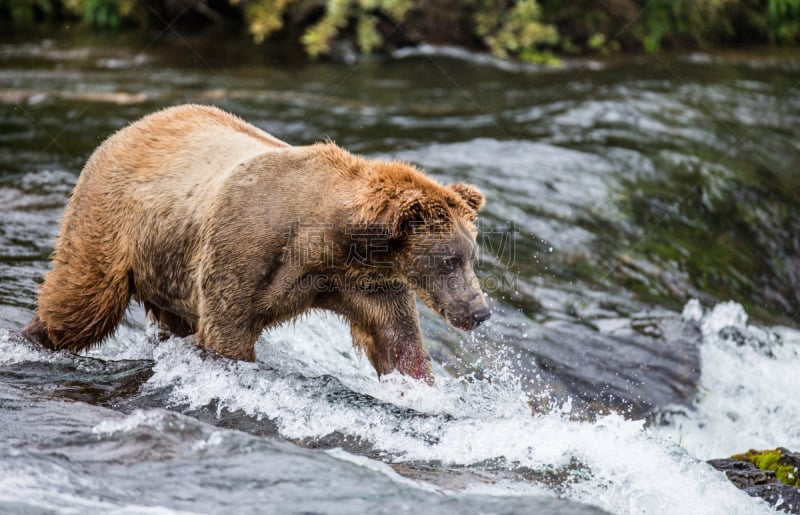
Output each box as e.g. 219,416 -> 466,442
745,484 -> 800,514
709,450 -> 800,514
779,448 -> 800,470
508,310 -> 702,418
707,458 -> 776,489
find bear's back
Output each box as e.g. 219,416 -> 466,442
103,104 -> 287,184
72,105 -> 289,223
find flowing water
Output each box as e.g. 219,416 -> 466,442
1,27 -> 800,514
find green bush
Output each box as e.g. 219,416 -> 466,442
474,0 -> 559,63
2,0 -> 800,60
68,0 -> 138,28
242,0 -> 556,61
0,0 -> 139,26
242,0 -> 413,56
1,0 -> 59,23
769,0 -> 800,41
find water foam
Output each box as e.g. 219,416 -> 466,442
2,303 -> 786,514
0,329 -> 60,366
656,299 -> 800,458
138,310 -> 770,514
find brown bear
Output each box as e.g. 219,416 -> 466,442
23,104 -> 490,383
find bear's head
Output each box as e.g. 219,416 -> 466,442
355,161 -> 490,330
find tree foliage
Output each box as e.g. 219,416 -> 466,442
2,0 -> 800,60
474,0 -> 558,63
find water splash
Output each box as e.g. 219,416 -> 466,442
0,329 -> 57,366
134,310 -> 771,514
0,302 -> 790,514
656,299 -> 800,459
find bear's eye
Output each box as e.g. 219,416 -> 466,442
442,255 -> 461,271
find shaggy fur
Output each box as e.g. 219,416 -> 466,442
23,104 -> 490,383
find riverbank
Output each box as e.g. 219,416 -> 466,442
2,0 -> 800,64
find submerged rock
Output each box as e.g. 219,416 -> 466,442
709,448 -> 800,513
508,310 -> 702,419
707,459 -> 776,489
746,484 -> 800,514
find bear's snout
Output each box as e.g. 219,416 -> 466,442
447,304 -> 490,331
471,307 -> 491,326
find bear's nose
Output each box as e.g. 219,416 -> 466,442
471,308 -> 491,326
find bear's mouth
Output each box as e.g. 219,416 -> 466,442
456,319 -> 477,331
437,303 -> 477,331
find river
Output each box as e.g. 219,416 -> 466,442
1,27 -> 799,514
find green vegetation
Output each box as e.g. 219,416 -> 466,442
473,0 -> 558,64
2,0 -> 800,61
731,449 -> 800,487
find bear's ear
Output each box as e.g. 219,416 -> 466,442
450,182 -> 485,212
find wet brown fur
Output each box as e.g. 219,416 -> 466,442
23,104 -> 488,382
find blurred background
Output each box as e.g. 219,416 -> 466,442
4,0 -> 800,62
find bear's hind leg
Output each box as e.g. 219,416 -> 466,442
28,260 -> 132,353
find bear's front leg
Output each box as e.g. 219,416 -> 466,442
352,322 -> 433,384
195,268 -> 263,362
345,289 -> 434,384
